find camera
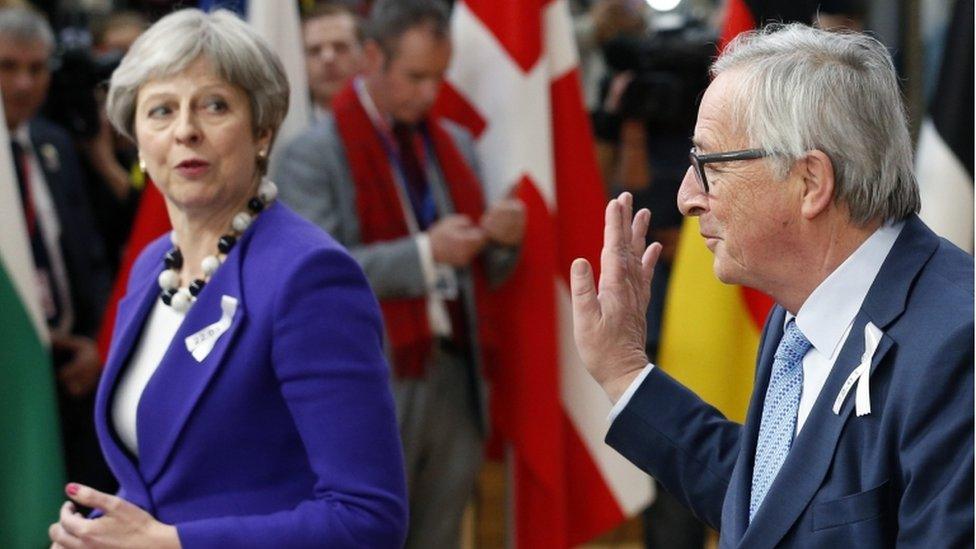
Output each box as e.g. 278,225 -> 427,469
44,46 -> 123,140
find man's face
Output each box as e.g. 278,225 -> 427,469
0,37 -> 51,129
303,13 -> 362,109
369,27 -> 451,125
676,71 -> 802,289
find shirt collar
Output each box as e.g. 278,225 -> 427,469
787,221 -> 904,360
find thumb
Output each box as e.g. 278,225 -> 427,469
67,483 -> 122,514
570,259 -> 601,327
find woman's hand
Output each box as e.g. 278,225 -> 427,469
48,484 -> 180,549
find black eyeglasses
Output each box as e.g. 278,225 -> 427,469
689,148 -> 768,194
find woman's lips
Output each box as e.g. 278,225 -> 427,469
175,159 -> 211,178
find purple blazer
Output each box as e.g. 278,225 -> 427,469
94,202 -> 407,548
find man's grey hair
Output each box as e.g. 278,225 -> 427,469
712,23 -> 920,225
106,8 -> 289,145
366,0 -> 449,59
0,7 -> 55,54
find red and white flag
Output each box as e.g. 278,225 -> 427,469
435,1 -> 653,545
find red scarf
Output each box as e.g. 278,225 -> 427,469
333,84 -> 495,378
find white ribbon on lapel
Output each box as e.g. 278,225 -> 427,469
832,322 -> 883,416
184,295 -> 238,363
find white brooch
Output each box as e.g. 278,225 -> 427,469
184,295 -> 238,362
833,322 -> 883,417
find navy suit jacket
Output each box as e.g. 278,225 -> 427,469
94,202 -> 408,548
29,117 -> 111,336
608,215 -> 974,547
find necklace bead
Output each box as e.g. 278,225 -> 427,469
232,212 -> 253,233
188,278 -> 206,297
158,269 -> 179,291
171,289 -> 193,313
217,235 -> 236,254
164,248 -> 183,270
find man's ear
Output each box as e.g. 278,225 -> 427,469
798,149 -> 835,220
362,39 -> 386,74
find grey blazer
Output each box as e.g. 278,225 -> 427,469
272,115 -> 519,427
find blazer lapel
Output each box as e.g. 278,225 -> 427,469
134,237 -> 248,484
94,262 -> 161,512
736,215 -> 939,548
720,306 -> 785,548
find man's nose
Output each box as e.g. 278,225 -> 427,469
12,69 -> 34,91
419,79 -> 440,105
677,166 -> 708,217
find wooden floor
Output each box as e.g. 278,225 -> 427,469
459,461 -> 718,548
461,461 -> 644,548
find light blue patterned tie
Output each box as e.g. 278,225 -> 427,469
749,319 -> 811,522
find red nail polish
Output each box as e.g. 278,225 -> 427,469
66,483 -> 79,496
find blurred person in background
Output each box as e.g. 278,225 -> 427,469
275,0 -> 525,546
75,10 -> 149,275
48,8 -> 407,548
303,0 -> 365,122
0,5 -> 115,493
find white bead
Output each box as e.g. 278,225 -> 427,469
202,255 -> 221,277
158,269 -> 179,291
232,212 -> 253,232
169,231 -> 178,246
171,289 -> 193,313
258,179 -> 278,203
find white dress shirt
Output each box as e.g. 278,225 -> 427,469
610,222 -> 904,432
112,298 -> 186,456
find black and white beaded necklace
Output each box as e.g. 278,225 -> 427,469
158,179 -> 278,313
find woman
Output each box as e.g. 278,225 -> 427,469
48,9 -> 407,548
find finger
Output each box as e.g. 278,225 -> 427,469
446,213 -> 474,227
641,242 -> 664,287
600,200 -> 624,286
67,483 -> 122,515
59,501 -> 88,538
49,522 -> 82,549
603,198 -> 622,251
618,192 -> 634,248
570,259 -> 601,328
631,208 -> 651,257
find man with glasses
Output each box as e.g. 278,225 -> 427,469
571,24 -> 973,546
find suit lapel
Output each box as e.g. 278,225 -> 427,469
94,255 -> 162,512
135,238 -> 248,484
735,216 -> 939,547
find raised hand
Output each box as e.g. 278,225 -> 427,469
570,192 -> 662,403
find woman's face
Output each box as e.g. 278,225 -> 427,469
134,56 -> 271,215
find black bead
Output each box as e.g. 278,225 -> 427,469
189,279 -> 206,297
160,288 -> 177,305
217,235 -> 237,254
164,248 -> 183,269
247,197 -> 264,213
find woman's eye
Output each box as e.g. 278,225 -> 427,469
147,105 -> 171,118
204,98 -> 229,113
